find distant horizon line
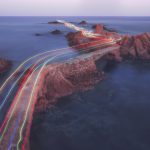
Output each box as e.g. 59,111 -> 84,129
0,15 -> 150,17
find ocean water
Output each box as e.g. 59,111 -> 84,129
1,16 -> 150,60
31,61 -> 150,150
1,17 -> 150,150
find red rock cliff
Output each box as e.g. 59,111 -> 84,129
119,33 -> 150,60
66,24 -> 150,61
34,24 -> 150,111
34,57 -> 105,112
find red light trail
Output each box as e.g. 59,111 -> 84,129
0,21 -> 122,150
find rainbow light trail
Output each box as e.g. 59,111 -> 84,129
0,51 -> 63,110
0,47 -> 118,149
0,51 -> 71,143
0,21 -> 122,150
0,36 -> 119,111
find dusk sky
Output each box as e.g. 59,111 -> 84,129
0,0 -> 150,16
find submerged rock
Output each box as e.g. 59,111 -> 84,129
119,33 -> 150,60
35,33 -> 43,36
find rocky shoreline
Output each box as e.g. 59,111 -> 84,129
34,56 -> 106,112
34,21 -> 150,111
66,24 -> 150,61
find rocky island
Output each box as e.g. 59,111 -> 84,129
79,20 -> 88,25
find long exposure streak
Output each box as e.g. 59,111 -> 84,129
0,21 -> 122,150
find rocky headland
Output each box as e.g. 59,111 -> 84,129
34,21 -> 150,111
66,24 -> 150,61
34,55 -> 106,112
51,29 -> 62,35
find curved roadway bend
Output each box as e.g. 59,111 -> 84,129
0,23 -> 121,150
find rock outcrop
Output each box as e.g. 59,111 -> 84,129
34,23 -> 150,111
66,24 -> 150,61
34,57 -> 105,111
92,24 -> 119,36
92,24 -> 105,33
105,33 -> 150,61
66,31 -> 89,47
0,58 -> 12,74
48,21 -> 63,24
92,24 -> 117,33
79,20 -> 88,25
119,33 -> 150,60
51,29 -> 62,35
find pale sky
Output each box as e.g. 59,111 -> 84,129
0,0 -> 150,16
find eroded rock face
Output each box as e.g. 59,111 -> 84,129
66,31 -> 90,47
106,33 -> 150,61
66,24 -> 120,48
34,23 -> 150,112
92,24 -> 119,36
66,24 -> 150,61
120,33 -> 150,60
35,58 -> 105,111
0,58 -> 12,74
92,24 -> 104,34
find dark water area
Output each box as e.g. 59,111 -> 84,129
1,16 -> 150,150
30,61 -> 150,150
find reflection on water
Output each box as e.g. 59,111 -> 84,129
30,61 -> 150,150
